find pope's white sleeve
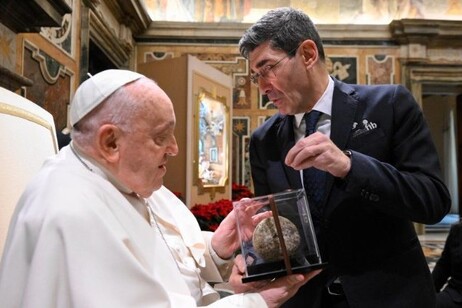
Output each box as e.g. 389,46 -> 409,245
201,293 -> 268,308
201,231 -> 233,282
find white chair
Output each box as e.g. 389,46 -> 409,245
0,87 -> 58,257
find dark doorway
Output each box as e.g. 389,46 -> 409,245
88,40 -> 117,77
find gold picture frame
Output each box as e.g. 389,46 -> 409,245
194,89 -> 229,196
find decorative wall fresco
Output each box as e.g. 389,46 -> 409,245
39,0 -> 76,56
144,0 -> 252,22
232,117 -> 251,185
0,24 -> 15,72
144,0 -> 462,24
198,55 -> 250,109
23,42 -> 73,131
145,51 -> 175,62
327,56 -> 358,84
233,82 -> 251,109
366,55 -> 395,84
40,14 -> 73,55
259,94 -> 276,110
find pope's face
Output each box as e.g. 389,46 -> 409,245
116,82 -> 178,198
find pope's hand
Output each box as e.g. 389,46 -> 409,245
211,209 -> 240,259
230,254 -> 322,308
212,198 -> 273,259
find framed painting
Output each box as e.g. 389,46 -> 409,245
195,88 -> 229,193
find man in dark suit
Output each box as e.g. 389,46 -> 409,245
432,222 -> 462,307
238,7 -> 451,308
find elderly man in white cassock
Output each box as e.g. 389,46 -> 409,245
0,70 -> 319,308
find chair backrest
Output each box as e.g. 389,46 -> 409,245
0,87 -> 58,257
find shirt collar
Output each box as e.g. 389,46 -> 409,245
294,76 -> 334,128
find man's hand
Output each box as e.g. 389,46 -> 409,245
285,132 -> 351,178
230,254 -> 321,308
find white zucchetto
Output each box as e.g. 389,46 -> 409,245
70,69 -> 144,126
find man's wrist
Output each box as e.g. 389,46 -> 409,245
340,149 -> 352,179
343,149 -> 352,158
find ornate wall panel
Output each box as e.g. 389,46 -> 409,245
0,24 -> 16,72
23,41 -> 73,131
232,117 -> 251,186
327,56 -> 358,84
366,55 -> 395,84
40,13 -> 74,56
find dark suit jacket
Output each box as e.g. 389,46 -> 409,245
432,222 -> 462,303
249,79 -> 451,308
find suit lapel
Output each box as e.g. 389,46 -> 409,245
277,115 -> 303,189
330,80 -> 358,149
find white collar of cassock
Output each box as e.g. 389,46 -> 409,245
70,141 -> 207,266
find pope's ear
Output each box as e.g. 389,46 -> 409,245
97,124 -> 120,162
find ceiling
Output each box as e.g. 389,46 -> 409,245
142,0 -> 462,24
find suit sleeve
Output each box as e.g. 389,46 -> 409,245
249,116 -> 293,196
340,85 -> 451,224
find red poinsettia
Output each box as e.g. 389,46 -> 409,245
190,199 -> 233,231
190,183 -> 254,231
232,182 -> 254,200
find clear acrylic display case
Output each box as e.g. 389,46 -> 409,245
233,189 -> 325,282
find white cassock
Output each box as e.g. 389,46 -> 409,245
0,144 -> 266,307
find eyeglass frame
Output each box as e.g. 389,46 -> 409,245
249,45 -> 300,85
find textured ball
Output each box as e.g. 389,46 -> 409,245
252,216 -> 301,262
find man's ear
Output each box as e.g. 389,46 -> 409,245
97,124 -> 120,163
300,39 -> 318,68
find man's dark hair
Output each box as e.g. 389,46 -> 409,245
239,7 -> 325,61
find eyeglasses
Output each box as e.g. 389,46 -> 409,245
249,46 -> 299,85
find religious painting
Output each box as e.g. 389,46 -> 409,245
195,89 -> 229,189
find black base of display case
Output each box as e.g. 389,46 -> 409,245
242,262 -> 327,283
